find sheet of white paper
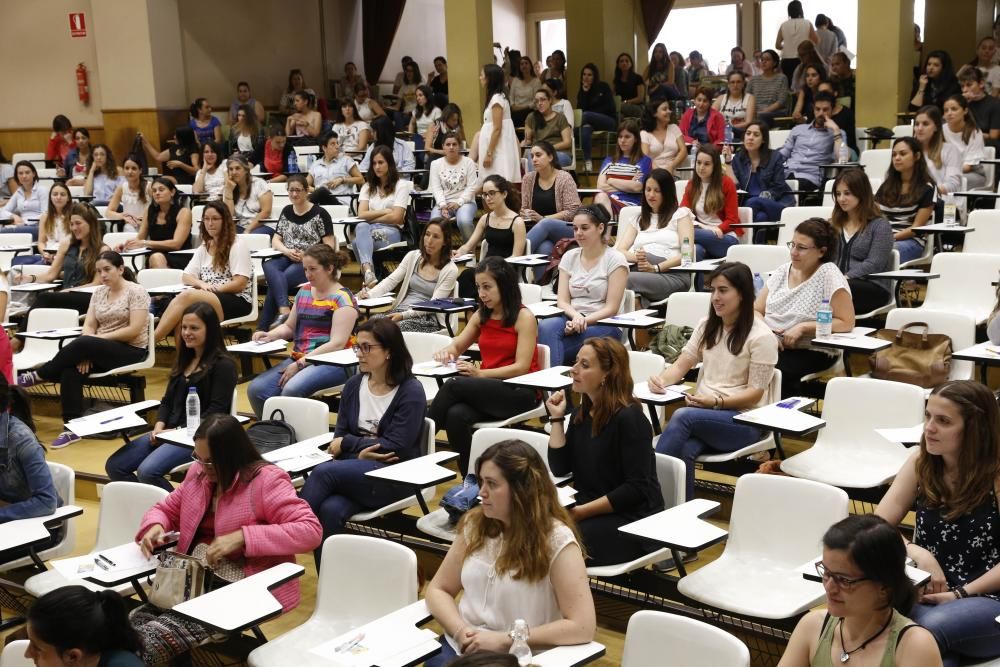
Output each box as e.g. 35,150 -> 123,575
66,411 -> 148,437
310,624 -> 437,665
52,542 -> 156,581
226,340 -> 288,354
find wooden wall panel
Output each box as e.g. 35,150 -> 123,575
100,108 -> 187,164
0,128 -> 106,161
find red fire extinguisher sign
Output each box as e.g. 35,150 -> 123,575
69,13 -> 87,38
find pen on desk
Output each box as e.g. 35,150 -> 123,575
100,415 -> 124,425
98,553 -> 117,567
94,557 -> 110,571
334,632 -> 364,653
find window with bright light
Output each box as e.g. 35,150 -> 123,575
538,19 -> 567,73
761,0 -> 858,62
650,4 -> 737,76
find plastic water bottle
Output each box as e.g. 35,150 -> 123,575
816,299 -> 833,339
286,151 -> 299,174
509,619 -> 532,666
724,121 -> 734,145
681,237 -> 693,266
837,142 -> 849,164
943,193 -> 957,225
185,387 -> 200,437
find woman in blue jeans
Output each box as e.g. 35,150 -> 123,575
651,262 -> 779,500
259,174 -> 336,331
576,63 -> 617,173
300,318 -> 425,567
248,244 -> 358,417
538,206 -> 625,365
680,143 -> 743,260
0,375 -> 59,524
105,303 -> 237,491
353,145 -> 413,288
876,380 -> 1000,667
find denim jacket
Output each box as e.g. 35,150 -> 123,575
0,413 -> 59,522
731,150 -> 795,206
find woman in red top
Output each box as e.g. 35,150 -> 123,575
681,143 -> 741,260
679,88 -> 726,148
45,115 -> 75,164
262,125 -> 294,183
428,256 -> 540,475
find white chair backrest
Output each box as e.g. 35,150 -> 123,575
663,291 -> 710,329
469,427 -> 559,478
727,474 -> 848,568
272,195 -> 290,212
137,268 -> 183,289
269,182 -> 289,196
622,610 -> 750,667
519,282 -> 542,304
964,210 -> 1000,254
886,308 -> 976,380
726,244 -> 791,277
655,453 -> 686,509
0,640 -> 31,667
922,252 -> 1000,323
37,168 -> 58,179
0,233 -> 38,271
11,152 -> 44,164
402,331 -> 452,365
321,205 -> 352,248
47,462 -> 76,554
628,350 -> 665,386
94,482 -> 169,551
68,185 -> 86,197
103,231 -> 138,249
176,184 -> 193,194
313,534 -> 417,623
892,123 -> 913,138
239,233 -> 272,252
859,149 -> 892,181
817,376 -> 925,454
769,129 -> 791,148
191,205 -> 205,225
618,206 -> 641,232
982,146 -> 996,191
674,179 -> 689,201
777,206 -> 834,246
260,396 -> 329,439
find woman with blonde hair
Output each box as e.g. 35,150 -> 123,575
425,440 -> 595,664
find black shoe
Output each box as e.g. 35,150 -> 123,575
653,551 -> 698,573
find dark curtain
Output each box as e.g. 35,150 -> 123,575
641,0 -> 675,45
362,0 -> 407,85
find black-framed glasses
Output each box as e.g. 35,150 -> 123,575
815,562 -> 869,590
191,452 -> 215,467
481,190 -> 500,198
352,342 -> 383,355
786,241 -> 817,253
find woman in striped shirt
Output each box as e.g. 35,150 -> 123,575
875,137 -> 936,265
594,119 -> 652,217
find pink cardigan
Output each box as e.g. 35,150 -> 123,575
520,170 -> 582,221
136,463 -> 322,612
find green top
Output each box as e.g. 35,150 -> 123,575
812,610 -> 915,667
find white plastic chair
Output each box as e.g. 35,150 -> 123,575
777,206 -> 835,247
980,146 -> 996,192
247,535 -> 418,667
221,273 -> 259,328
136,268 -> 183,289
859,149 -> 892,180
0,640 -> 31,667
586,453 -> 685,578
402,331 -> 452,402
768,129 -> 791,148
88,316 -> 156,380
240,233 -> 273,287
736,206 -> 753,244
260,396 -> 329,439
348,418 -> 438,522
892,123 -> 914,138
629,350 -> 666,429
622,610 -> 750,667
884,308 -> 976,382
473,345 -> 551,429
0,463 -> 76,573
104,231 -> 138,251
856,249 -> 899,320
663,291 -> 711,328
24,482 -> 168,598
918,252 -> 1000,324
674,179 -> 689,201
268,182 -> 288,196
677,474 -> 849,619
0,233 -> 35,272
963,210 -> 1000,254
12,308 -> 79,375
321,205 -> 352,250
780,377 -> 925,488
725,244 -> 791,277
11,152 -> 45,164
519,282 -> 543,305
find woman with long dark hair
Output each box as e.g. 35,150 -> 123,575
121,176 -> 192,270
943,94 -> 987,190
139,126 -> 200,185
12,181 -> 72,266
82,143 -> 124,206
874,137 -> 936,264
510,56 -> 541,128
477,63 -> 520,184
453,174 -> 526,298
223,154 -> 273,232
105,153 -> 149,233
614,52 -> 646,118
300,318 -> 426,561
641,100 -> 688,174
354,145 -> 414,288
914,105 -> 963,195
723,121 -> 794,224
188,97 -> 222,146
577,62 -> 617,174
107,302 -> 237,490
0,373 -> 58,523
547,337 -> 664,565
192,141 -> 228,200
429,257 -> 541,474
777,515 -> 941,667
644,43 -> 679,103
133,414 -> 321,664
911,50 -> 961,111
653,262 -> 779,499
593,119 -> 652,216
683,143 -> 741,259
228,102 -> 264,164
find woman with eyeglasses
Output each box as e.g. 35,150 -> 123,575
106,302 -> 237,491
300,318 -> 426,565
754,218 -> 854,399
875,380 -> 1000,667
248,244 -> 358,418
133,414 -> 321,664
777,514 -> 941,667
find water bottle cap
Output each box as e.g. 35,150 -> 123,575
188,387 -> 198,393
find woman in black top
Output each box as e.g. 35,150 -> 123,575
613,53 -> 646,119
910,50 -> 961,111
547,337 -> 664,566
106,302 -> 237,491
577,63 -> 618,173
138,127 -> 200,186
453,175 -> 526,299
121,177 -> 192,270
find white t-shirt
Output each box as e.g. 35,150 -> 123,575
413,107 -> 442,135
764,262 -> 851,334
358,377 -> 399,436
0,164 -> 14,199
198,160 -> 228,200
694,186 -> 724,228
332,121 -> 371,152
184,237 -> 253,304
683,316 -> 778,406
627,207 -> 691,261
234,177 -> 270,225
359,179 -> 414,212
558,246 -> 629,315
943,125 -> 986,167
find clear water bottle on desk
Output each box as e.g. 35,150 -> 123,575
724,121 -> 734,146
186,387 -> 200,437
286,150 -> 299,174
837,142 -> 849,164
816,299 -> 833,339
509,619 -> 532,666
943,193 -> 957,226
681,237 -> 693,266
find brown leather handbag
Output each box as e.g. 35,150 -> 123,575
869,322 -> 952,388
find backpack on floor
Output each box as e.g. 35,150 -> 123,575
246,408 -> 297,454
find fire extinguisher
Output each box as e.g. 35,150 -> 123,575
76,63 -> 90,105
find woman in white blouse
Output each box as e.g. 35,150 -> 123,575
354,146 -> 414,288
914,105 -> 963,196
754,218 -> 855,398
428,133 -> 479,239
0,161 -> 48,238
105,154 -> 148,233
223,155 -> 272,232
713,71 -> 756,139
332,98 -> 372,153
943,95 -> 987,190
615,169 -> 694,307
425,440 -> 595,665
640,101 -> 688,175
83,144 -> 125,206
192,142 -> 228,201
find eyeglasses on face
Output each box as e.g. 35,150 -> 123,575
352,342 -> 384,355
191,452 -> 215,467
815,562 -> 870,590
786,241 -> 817,253
481,190 -> 500,198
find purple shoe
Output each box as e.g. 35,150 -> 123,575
17,371 -> 40,387
51,431 -> 81,449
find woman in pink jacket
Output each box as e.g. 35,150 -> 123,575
133,414 -> 322,665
